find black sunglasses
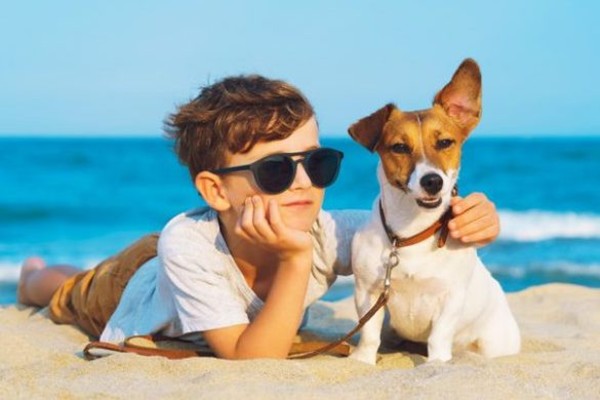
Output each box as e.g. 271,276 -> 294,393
211,147 -> 344,194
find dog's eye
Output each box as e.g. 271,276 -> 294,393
390,143 -> 411,154
435,139 -> 455,150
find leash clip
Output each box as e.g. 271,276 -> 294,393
383,250 -> 399,297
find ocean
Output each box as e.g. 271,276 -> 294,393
1,136 -> 599,304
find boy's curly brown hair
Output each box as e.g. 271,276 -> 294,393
165,75 -> 315,179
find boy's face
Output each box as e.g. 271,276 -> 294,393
219,116 -> 324,232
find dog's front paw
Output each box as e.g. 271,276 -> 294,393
349,347 -> 378,365
427,350 -> 452,362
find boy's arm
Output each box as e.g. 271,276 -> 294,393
202,251 -> 311,359
202,197 -> 313,359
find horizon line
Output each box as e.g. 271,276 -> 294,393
0,132 -> 599,140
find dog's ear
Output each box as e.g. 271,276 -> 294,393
433,58 -> 482,132
348,103 -> 395,152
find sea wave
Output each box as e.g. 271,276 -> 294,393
0,260 -> 98,284
499,210 -> 600,241
489,262 -> 600,279
0,264 -> 20,283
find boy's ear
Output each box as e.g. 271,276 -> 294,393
195,171 -> 231,211
348,103 -> 395,152
433,58 -> 482,132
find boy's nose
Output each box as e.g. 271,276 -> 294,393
290,162 -> 312,190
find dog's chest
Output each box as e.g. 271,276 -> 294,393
386,275 -> 448,341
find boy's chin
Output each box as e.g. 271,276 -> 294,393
281,211 -> 319,232
283,219 -> 316,232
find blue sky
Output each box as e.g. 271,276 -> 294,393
1,1 -> 598,137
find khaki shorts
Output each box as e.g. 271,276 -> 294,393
48,233 -> 159,338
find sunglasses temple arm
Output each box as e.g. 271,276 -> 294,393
211,165 -> 251,174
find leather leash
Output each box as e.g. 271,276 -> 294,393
84,196 -> 455,361
83,335 -> 351,360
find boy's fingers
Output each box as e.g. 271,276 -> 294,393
450,196 -> 463,207
251,196 -> 277,241
449,198 -> 500,245
238,197 -> 259,238
450,212 -> 495,238
451,192 -> 487,215
266,199 -> 285,235
458,225 -> 497,246
450,193 -> 497,226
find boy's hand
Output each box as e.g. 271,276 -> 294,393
448,193 -> 500,246
235,196 -> 313,260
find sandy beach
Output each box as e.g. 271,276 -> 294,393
1,283 -> 599,399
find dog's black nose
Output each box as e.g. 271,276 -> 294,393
420,173 -> 443,195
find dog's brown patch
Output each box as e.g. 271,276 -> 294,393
376,109 -> 422,189
420,107 -> 466,172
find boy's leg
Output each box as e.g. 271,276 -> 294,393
18,257 -> 80,307
48,233 -> 159,337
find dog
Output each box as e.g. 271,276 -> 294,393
348,59 -> 520,364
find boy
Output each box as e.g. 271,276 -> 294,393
18,75 -> 500,359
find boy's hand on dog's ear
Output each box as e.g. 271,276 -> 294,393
448,193 -> 500,247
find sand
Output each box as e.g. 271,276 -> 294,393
1,283 -> 599,399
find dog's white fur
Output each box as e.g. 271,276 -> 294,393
349,61 -> 520,365
350,162 -> 520,364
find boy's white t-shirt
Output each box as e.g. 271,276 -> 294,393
100,207 -> 368,343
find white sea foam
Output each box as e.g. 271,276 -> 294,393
489,262 -> 600,278
0,264 -> 20,283
0,259 -> 99,284
499,210 -> 600,241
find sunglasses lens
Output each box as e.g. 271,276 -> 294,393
305,149 -> 342,188
254,155 -> 295,194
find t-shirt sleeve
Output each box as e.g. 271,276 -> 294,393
157,221 -> 250,334
318,209 -> 370,276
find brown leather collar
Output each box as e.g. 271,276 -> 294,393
378,200 -> 453,248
